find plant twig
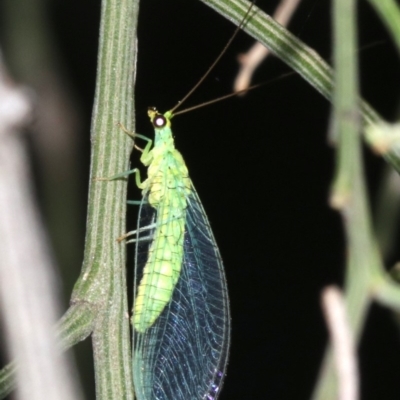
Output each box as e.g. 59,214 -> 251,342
68,0 -> 140,398
199,0 -> 400,173
312,0 -> 386,397
233,0 -> 302,92
322,286 -> 359,400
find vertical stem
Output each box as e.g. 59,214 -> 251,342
312,0 -> 384,397
71,0 -> 139,398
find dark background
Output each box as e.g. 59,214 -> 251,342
3,0 -> 400,398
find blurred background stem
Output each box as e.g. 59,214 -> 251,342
1,0 -> 84,293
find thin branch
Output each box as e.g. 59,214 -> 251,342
312,0 -> 384,396
199,0 -> 400,173
233,0 -> 302,92
322,286 -> 359,400
68,0 -> 140,398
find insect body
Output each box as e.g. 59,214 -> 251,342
129,107 -> 230,400
133,109 -> 191,332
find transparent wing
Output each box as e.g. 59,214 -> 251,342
133,184 -> 230,400
134,200 -> 156,276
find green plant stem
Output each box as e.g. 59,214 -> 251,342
57,304 -> 97,351
68,0 -> 139,398
313,0 -> 384,397
202,0 -> 334,99
1,0 -> 140,398
199,0 -> 400,173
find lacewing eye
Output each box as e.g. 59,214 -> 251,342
154,114 -> 166,128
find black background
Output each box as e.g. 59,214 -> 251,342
4,0 -> 400,399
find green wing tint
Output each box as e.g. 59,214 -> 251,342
133,189 -> 230,400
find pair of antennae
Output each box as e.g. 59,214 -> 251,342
173,71 -> 295,116
170,1 -> 257,116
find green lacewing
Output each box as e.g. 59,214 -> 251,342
110,2 -> 256,399
128,108 -> 230,400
